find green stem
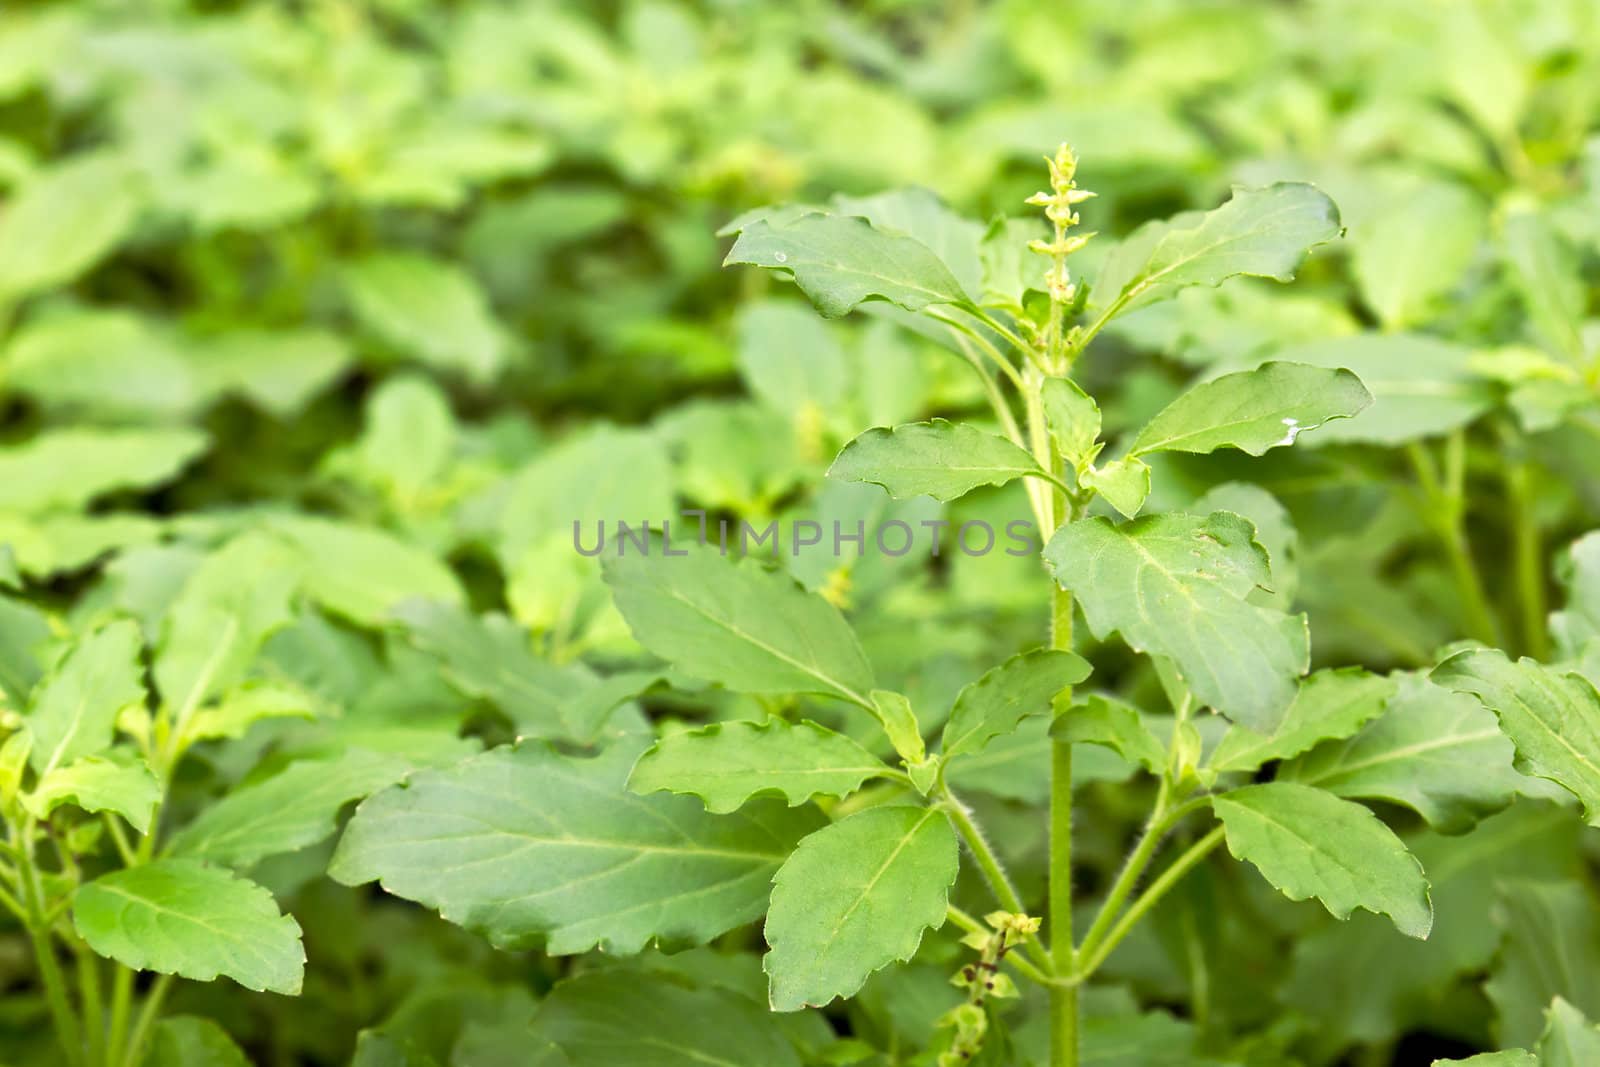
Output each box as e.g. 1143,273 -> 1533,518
1049,584 -> 1077,1067
1406,440 -> 1501,647
1502,441 -> 1549,660
17,821 -> 83,1066
1075,827 -> 1226,980
76,946 -> 104,1067
120,973 -> 172,1067
106,970 -> 132,1067
1075,796 -> 1206,962
940,792 -> 1052,972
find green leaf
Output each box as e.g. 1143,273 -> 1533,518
1041,377 -> 1102,473
394,599 -> 621,743
1487,881 -> 1600,1047
1540,998 -> 1600,1067
1553,531 -> 1600,660
764,806 -> 957,1010
1503,206 -> 1585,362
273,516 -> 464,627
1209,668 -> 1397,775
25,752 -> 159,833
182,681 -> 317,745
1432,649 -> 1600,824
941,649 -> 1092,762
1263,335 -> 1493,445
73,859 -> 304,994
171,749 -> 411,868
628,719 -> 891,814
1352,180 -> 1486,331
1051,695 -> 1166,774
1213,782 -> 1432,938
1283,672 -> 1521,833
1092,183 -> 1341,316
0,428 -> 208,515
26,620 -> 145,776
869,689 -> 927,764
330,743 -> 822,954
343,253 -> 506,383
0,153 -> 142,298
141,1016 -> 251,1067
832,187 -> 984,301
1081,457 -> 1151,519
1129,362 -> 1371,457
0,594 -> 50,709
723,213 -> 968,318
735,301 -> 849,416
828,420 -> 1046,502
603,546 -> 875,707
326,376 -> 457,504
1430,1053 -> 1536,1066
190,328 -> 352,419
155,533 -> 298,730
1045,512 -> 1308,730
537,970 -> 801,1067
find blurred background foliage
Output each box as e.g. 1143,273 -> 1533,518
3,0 -> 1600,1064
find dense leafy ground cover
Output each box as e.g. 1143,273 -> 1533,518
3,1 -> 1600,1065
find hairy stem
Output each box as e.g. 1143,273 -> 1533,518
941,792 -> 1052,972
1075,827 -> 1226,979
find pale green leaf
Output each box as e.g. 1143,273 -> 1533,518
273,516 -> 464,627
1051,695 -> 1166,774
26,620 -> 145,776
190,329 -> 352,419
1129,362 -> 1371,457
735,301 -> 849,416
1283,672 -> 1520,833
1353,180 -> 1485,331
1214,782 -> 1432,938
73,859 -> 305,994
141,1016 -> 251,1067
1081,457 -> 1151,519
1487,881 -> 1600,1047
1041,376 -> 1101,473
603,546 -> 875,707
1540,998 -> 1600,1067
1093,183 -> 1341,316
171,749 -> 412,868
940,649 -> 1092,762
343,253 -> 506,383
1430,1052 -> 1536,1066
330,743 -> 822,954
537,970 -> 801,1067
182,681 -> 318,745
24,752 -> 159,832
1264,335 -> 1493,445
1209,668 -> 1396,775
326,376 -> 457,503
1503,206 -> 1585,362
0,428 -> 208,515
869,689 -> 926,764
1045,512 -> 1308,730
1432,649 -> 1600,824
628,719 -> 891,814
0,153 -> 141,298
764,806 -> 957,1010
723,213 -> 968,318
154,533 -> 298,727
828,420 -> 1045,502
